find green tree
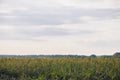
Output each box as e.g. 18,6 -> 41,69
113,52 -> 120,58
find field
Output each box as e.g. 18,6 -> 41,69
0,58 -> 120,80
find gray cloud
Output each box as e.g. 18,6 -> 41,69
0,0 -> 120,40
0,26 -> 98,40
0,0 -> 120,26
0,5 -> 120,25
17,27 -> 70,36
0,0 -> 120,41
0,0 -> 120,55
90,40 -> 120,48
0,27 -> 69,40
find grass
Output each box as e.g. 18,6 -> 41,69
0,58 -> 120,80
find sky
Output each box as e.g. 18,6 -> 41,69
0,0 -> 120,55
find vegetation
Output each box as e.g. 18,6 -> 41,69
1,52 -> 120,58
113,52 -> 120,58
0,58 -> 120,80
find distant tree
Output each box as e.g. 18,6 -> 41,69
90,54 -> 96,58
113,52 -> 120,58
100,55 -> 112,58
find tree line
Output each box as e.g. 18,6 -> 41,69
0,52 -> 120,58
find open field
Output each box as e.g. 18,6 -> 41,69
0,58 -> 120,80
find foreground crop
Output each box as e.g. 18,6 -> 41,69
0,58 -> 120,80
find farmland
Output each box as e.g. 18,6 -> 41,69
0,58 -> 120,80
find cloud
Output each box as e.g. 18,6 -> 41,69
91,40 -> 120,48
0,8 -> 120,25
17,27 -> 70,36
0,0 -> 120,54
0,0 -> 120,26
4,0 -> 119,9
0,24 -> 98,41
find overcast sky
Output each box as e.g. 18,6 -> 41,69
0,0 -> 120,55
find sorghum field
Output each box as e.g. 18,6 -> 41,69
0,58 -> 120,80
